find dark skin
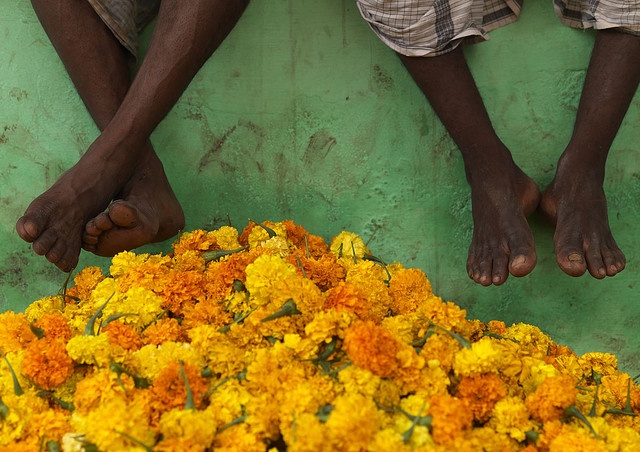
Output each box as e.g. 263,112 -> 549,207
400,29 -> 640,285
16,0 -> 249,271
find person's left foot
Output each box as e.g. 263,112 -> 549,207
82,142 -> 185,256
539,156 -> 625,278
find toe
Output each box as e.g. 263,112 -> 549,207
16,216 -> 40,242
32,229 -> 58,256
108,200 -> 139,228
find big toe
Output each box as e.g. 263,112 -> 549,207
557,250 -> 587,277
509,253 -> 536,278
108,200 -> 140,228
16,216 -> 41,242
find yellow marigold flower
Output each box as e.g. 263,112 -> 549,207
553,353 -> 584,380
387,268 -> 433,315
188,325 -> 245,377
23,295 -> 63,322
427,393 -> 473,445
488,396 -> 536,442
329,231 -> 369,260
244,254 -> 299,306
247,220 -> 289,249
578,352 -> 618,378
338,366 -> 384,399
0,311 -> 36,353
416,295 -> 467,330
212,422 -> 266,452
22,409 -> 72,446
343,320 -> 399,378
455,373 -> 507,423
21,338 -> 74,390
279,411 -> 333,452
0,392 -> 49,447
158,408 -> 217,450
325,393 -> 381,452
453,337 -> 503,377
109,250 -> 153,277
73,368 -> 135,415
521,361 -> 559,394
126,342 -> 205,381
525,373 -> 577,423
210,225 -> 242,249
369,428 -> 417,452
171,249 -> 206,272
65,334 -> 111,367
71,395 -> 155,452
420,332 -> 460,373
304,308 -> 354,344
504,322 -> 553,354
547,424 -> 605,451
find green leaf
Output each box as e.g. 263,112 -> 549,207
3,354 -> 23,396
179,361 -> 195,410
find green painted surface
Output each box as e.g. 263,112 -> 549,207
1,1 -> 639,373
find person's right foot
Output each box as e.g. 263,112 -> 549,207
82,142 -> 184,257
466,161 -> 540,286
16,136 -> 135,272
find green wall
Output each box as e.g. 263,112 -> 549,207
1,1 -> 639,374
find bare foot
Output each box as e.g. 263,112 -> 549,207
466,161 -> 540,286
82,143 -> 184,256
16,138 -> 134,272
539,156 -> 625,278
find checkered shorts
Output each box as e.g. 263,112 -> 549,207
88,0 -> 160,58
356,0 -> 640,56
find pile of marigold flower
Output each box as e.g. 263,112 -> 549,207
1,220 -> 639,451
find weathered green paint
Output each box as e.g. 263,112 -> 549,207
1,1 -> 639,373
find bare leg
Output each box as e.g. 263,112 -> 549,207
540,30 -> 640,278
400,49 -> 540,286
16,0 -> 248,271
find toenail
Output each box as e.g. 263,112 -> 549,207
567,253 -> 583,263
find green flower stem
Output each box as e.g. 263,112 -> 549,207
564,404 -> 600,439
179,361 -> 195,410
3,354 -> 23,396
84,293 -> 114,336
248,219 -> 277,238
260,299 -> 301,323
202,246 -> 249,263
0,397 -> 9,420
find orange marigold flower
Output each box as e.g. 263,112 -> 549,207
601,373 -> 640,412
282,219 -> 328,258
525,373 -> 577,423
387,268 -> 433,315
102,321 -> 143,351
150,361 -> 209,417
324,281 -> 389,323
180,298 -> 233,331
343,320 -> 399,378
416,295 -> 467,330
428,393 -> 473,445
455,373 -> 508,423
21,338 -> 74,390
172,229 -> 219,255
158,270 -> 207,315
286,250 -> 345,292
0,311 -> 37,353
486,320 -> 508,336
69,266 -> 105,301
33,311 -> 72,342
142,317 -> 186,346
